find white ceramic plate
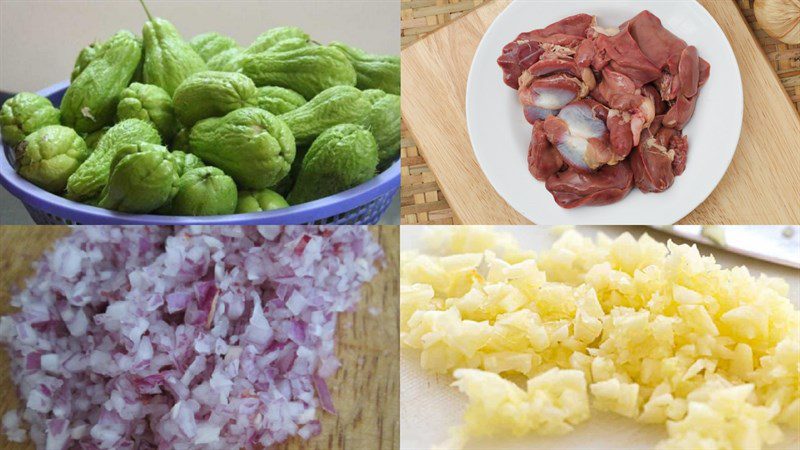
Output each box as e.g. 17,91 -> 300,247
466,0 -> 743,224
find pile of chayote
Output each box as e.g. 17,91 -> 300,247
0,2 -> 400,216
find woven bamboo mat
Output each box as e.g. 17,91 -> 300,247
400,0 -> 800,225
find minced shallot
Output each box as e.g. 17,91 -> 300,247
0,226 -> 383,449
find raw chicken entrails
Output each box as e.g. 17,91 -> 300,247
500,11 -> 710,208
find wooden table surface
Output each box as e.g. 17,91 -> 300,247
400,0 -> 800,225
0,226 -> 399,450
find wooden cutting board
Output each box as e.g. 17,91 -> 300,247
401,0 -> 800,225
0,226 -> 399,450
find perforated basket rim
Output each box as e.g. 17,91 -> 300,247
0,80 -> 400,225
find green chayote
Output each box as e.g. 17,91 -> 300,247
278,85 -> 371,146
116,83 -> 178,141
168,150 -> 205,176
329,42 -> 400,95
241,45 -> 356,99
288,123 -> 378,205
189,32 -> 239,62
172,71 -> 257,128
253,86 -> 306,115
272,144 -> 307,196
362,89 -> 385,104
243,27 -> 309,56
15,125 -> 89,193
98,142 -> 178,213
236,188 -> 289,213
261,37 -> 309,54
9,10 -> 403,213
83,128 -> 109,151
189,107 -> 295,189
362,89 -> 400,169
165,166 -> 237,216
141,12 -> 206,96
0,92 -> 61,147
66,118 -> 161,201
131,48 -> 145,84
70,42 -> 103,82
206,48 -> 242,72
61,30 -> 142,134
206,27 -> 309,74
171,128 -> 190,152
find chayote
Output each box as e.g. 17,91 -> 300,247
98,142 -> 178,213
15,125 -> 89,193
362,89 -> 400,169
165,166 -> 237,216
236,188 -> 289,213
61,30 -> 142,134
260,37 -> 309,54
253,86 -> 306,115
362,90 -> 382,103
271,144 -> 307,196
142,16 -> 206,96
243,27 -> 309,56
172,71 -> 257,128
116,83 -> 178,141
288,123 -> 378,205
190,32 -> 239,62
241,45 -> 356,99
66,118 -> 161,201
131,47 -> 145,84
207,27 -> 309,73
70,41 -> 103,82
206,48 -> 242,72
171,128 -> 189,152
278,85 -> 371,146
330,42 -> 400,95
0,92 -> 61,147
189,107 -> 295,190
168,150 -> 205,176
83,127 -> 109,151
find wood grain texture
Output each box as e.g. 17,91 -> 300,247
401,121 -> 459,225
400,0 -> 485,225
401,0 -> 800,224
400,0 -> 488,225
0,226 -> 399,450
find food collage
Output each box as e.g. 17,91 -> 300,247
0,1 -> 797,450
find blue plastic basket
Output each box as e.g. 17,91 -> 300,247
0,81 -> 400,225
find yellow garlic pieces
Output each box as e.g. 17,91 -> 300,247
454,368 -> 590,436
401,227 -> 799,450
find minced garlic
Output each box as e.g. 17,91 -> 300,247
453,367 -> 589,436
401,227 -> 800,449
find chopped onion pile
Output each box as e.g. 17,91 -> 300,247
0,226 -> 383,449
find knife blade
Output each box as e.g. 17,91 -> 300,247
653,226 -> 800,269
